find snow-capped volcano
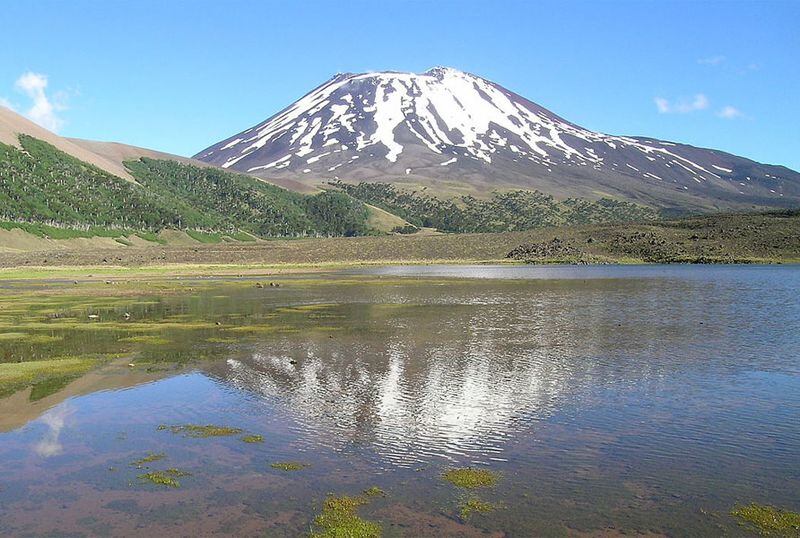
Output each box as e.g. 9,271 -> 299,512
196,67 -> 800,210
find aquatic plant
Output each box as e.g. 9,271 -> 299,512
205,337 -> 237,343
240,434 -> 264,443
362,487 -> 384,497
138,468 -> 190,488
130,452 -> 166,468
731,503 -> 800,536
442,468 -> 498,489
158,424 -> 243,438
311,494 -> 382,538
270,461 -> 307,471
459,498 -> 496,520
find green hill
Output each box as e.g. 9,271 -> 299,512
1,133 -> 658,242
0,135 -> 368,238
331,181 -> 658,233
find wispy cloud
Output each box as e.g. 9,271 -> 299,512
0,96 -> 14,110
13,72 -> 67,132
718,105 -> 744,119
698,55 -> 726,66
654,93 -> 709,114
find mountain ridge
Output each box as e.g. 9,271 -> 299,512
195,67 -> 800,211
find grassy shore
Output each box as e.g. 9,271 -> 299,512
0,210 -> 798,279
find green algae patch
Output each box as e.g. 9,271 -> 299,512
363,487 -> 385,497
311,494 -> 382,538
459,498 -> 496,520
118,335 -> 171,345
442,468 -> 498,489
270,461 -> 307,471
131,452 -> 166,468
138,468 -> 190,488
222,325 -> 278,334
158,424 -> 243,438
731,503 -> 800,536
0,357 -> 99,398
240,434 -> 264,443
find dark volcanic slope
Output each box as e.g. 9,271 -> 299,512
195,67 -> 800,211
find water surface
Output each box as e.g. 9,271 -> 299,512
0,265 -> 798,536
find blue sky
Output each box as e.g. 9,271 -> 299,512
1,0 -> 798,169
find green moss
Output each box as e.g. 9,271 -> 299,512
158,424 -> 243,438
240,434 -> 264,443
138,469 -> 190,488
459,498 -> 496,520
731,503 -> 800,536
131,452 -> 166,468
270,461 -> 307,471
311,494 -> 382,538
442,468 -> 499,489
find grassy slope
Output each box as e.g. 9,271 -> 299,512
0,135 -> 369,238
0,210 -> 797,275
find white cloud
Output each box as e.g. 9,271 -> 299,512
718,105 -> 743,119
0,96 -> 14,110
13,71 -> 66,132
654,93 -> 709,114
698,55 -> 726,66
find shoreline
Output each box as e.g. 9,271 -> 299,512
1,257 -> 799,282
1,209 -> 798,278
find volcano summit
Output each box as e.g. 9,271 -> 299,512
196,67 -> 800,211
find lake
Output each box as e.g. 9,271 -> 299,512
0,265 -> 798,536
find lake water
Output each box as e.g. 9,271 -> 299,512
0,265 -> 798,536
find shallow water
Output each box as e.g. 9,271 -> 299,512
0,265 -> 798,536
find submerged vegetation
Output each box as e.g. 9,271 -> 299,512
442,468 -> 499,489
311,494 -> 382,538
459,498 -> 496,520
731,503 -> 800,536
270,462 -> 307,471
138,468 -> 191,488
158,424 -> 244,438
0,278 -> 365,402
130,452 -> 166,468
240,434 -> 264,443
